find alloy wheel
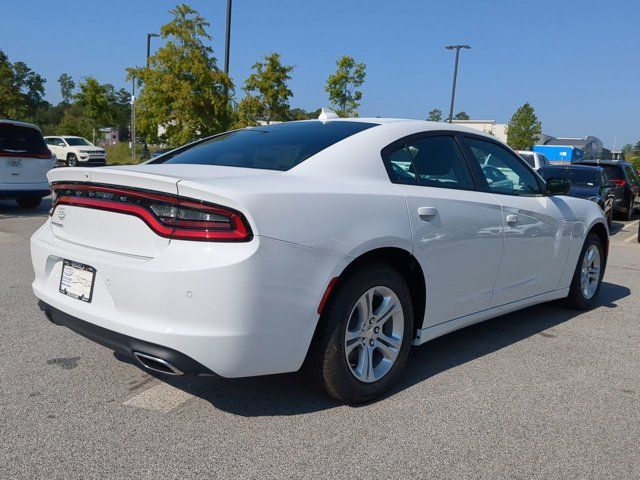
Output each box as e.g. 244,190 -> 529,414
580,245 -> 601,299
344,286 -> 404,383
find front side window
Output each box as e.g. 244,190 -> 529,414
465,137 -> 542,196
384,135 -> 474,190
65,137 -> 92,146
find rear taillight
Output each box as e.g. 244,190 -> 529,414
50,183 -> 252,242
609,179 -> 627,187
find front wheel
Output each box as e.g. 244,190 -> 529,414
16,196 -> 42,209
565,232 -> 604,310
310,263 -> 414,404
67,154 -> 78,167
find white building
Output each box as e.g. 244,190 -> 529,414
451,119 -> 508,144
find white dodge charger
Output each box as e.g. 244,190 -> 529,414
31,117 -> 608,404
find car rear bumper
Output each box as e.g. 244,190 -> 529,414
0,182 -> 50,198
38,300 -> 216,376
31,221 -> 346,378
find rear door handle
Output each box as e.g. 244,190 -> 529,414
418,207 -> 438,219
506,214 -> 518,224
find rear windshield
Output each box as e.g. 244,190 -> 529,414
519,153 -> 535,167
151,121 -> 377,171
599,165 -> 623,180
0,123 -> 47,155
540,168 -> 600,186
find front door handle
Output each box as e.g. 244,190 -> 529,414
506,214 -> 518,224
418,207 -> 438,219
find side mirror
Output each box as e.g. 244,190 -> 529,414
545,177 -> 571,196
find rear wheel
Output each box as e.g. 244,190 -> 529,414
16,196 -> 42,209
310,263 -> 414,404
67,153 -> 78,167
565,232 -> 604,310
606,207 -> 613,227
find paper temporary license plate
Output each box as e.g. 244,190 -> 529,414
6,159 -> 22,167
59,260 -> 96,303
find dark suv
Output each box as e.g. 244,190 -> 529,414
575,159 -> 640,220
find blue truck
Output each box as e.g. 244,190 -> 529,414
532,145 -> 584,164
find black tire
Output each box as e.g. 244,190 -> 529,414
624,197 -> 634,221
310,263 -> 414,404
565,232 -> 605,310
606,208 -> 613,227
16,196 -> 42,209
67,153 -> 78,167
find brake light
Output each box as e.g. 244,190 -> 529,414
609,179 -> 626,187
0,150 -> 52,159
50,183 -> 252,242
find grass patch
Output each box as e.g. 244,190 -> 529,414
104,142 -> 160,165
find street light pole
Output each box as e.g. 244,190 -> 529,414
141,33 -> 159,160
224,0 -> 232,74
146,33 -> 159,67
445,44 -> 471,123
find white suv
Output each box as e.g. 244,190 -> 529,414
517,150 -> 551,170
0,120 -> 56,209
45,136 -> 106,167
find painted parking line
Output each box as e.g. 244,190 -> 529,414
623,231 -> 639,243
123,382 -> 194,412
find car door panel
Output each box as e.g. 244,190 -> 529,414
382,133 -> 504,329
488,194 -> 572,306
461,135 -> 572,308
399,185 -> 504,326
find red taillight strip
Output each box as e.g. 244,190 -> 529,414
51,183 -> 252,242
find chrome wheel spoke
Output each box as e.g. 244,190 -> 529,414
344,286 -> 404,383
374,339 -> 399,363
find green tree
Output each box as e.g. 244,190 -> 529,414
621,143 -> 634,160
506,103 -> 542,150
128,4 -> 233,145
58,73 -> 75,104
233,95 -> 263,128
75,76 -> 113,140
453,111 -> 470,120
0,51 -> 46,121
289,107 -> 321,120
325,55 -> 366,117
243,53 -> 294,124
0,50 -> 24,118
427,108 -> 442,122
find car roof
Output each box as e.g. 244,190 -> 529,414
576,159 -> 629,166
0,119 -> 41,131
540,164 -> 602,172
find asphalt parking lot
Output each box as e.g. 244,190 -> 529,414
1,199 -> 639,480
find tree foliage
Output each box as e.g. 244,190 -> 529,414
241,53 -> 294,125
128,3 -> 233,145
0,50 -> 46,121
506,103 -> 542,150
453,111 -> 470,120
325,56 -> 366,117
427,108 -> 442,122
58,73 -> 75,104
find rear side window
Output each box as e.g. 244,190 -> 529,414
0,123 -> 47,155
519,153 -> 535,167
383,135 -> 474,190
152,121 -> 377,171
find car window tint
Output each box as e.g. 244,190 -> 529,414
386,136 -> 474,190
599,165 -> 623,180
153,121 -> 377,171
465,137 -> 541,195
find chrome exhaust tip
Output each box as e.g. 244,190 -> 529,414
133,352 -> 183,376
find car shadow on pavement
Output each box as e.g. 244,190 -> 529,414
0,198 -> 51,219
146,281 -> 630,416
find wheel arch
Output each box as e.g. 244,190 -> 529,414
320,246 -> 426,339
588,221 -> 609,262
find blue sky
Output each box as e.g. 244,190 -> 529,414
2,0 -> 638,147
